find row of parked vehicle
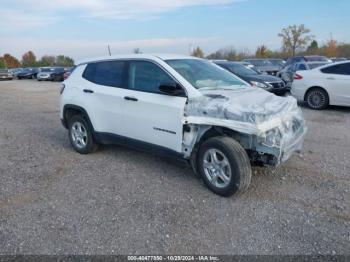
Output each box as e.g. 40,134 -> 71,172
0,67 -> 73,81
213,56 -> 349,109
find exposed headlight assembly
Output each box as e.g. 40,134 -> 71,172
250,81 -> 271,89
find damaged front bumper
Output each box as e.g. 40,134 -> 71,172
182,88 -> 307,166
254,121 -> 307,166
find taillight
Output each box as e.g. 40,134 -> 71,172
294,73 -> 303,80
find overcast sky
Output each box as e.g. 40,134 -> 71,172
1,0 -> 350,61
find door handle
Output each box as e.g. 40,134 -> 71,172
326,77 -> 335,80
124,96 -> 138,101
83,89 -> 94,93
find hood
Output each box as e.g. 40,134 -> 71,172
185,88 -> 303,135
241,74 -> 283,83
256,65 -> 280,72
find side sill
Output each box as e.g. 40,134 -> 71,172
94,132 -> 187,162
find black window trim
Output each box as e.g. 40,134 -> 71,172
82,58 -> 187,97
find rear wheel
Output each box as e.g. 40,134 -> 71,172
306,88 -> 329,110
68,115 -> 98,154
197,136 -> 252,197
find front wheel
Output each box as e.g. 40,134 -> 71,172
68,115 -> 98,154
197,136 -> 252,197
306,88 -> 329,110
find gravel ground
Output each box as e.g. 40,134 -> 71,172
0,80 -> 349,255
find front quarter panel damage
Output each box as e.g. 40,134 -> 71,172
182,88 -> 307,166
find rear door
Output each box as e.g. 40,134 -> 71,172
321,63 -> 350,105
122,60 -> 187,153
80,60 -> 129,136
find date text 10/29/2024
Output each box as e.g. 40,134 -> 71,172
127,256 -> 220,261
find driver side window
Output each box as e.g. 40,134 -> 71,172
128,61 -> 176,94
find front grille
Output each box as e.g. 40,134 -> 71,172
268,82 -> 285,89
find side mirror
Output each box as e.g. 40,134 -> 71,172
159,83 -> 185,96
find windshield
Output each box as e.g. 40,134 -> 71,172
224,63 -> 258,76
307,63 -> 328,69
166,59 -> 247,90
246,60 -> 273,66
268,59 -> 285,66
0,69 -> 8,73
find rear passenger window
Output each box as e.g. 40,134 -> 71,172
83,61 -> 125,87
128,61 -> 175,94
321,63 -> 350,75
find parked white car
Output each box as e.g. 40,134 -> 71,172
291,61 -> 350,109
60,54 -> 306,197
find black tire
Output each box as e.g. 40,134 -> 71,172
306,88 -> 329,110
68,115 -> 98,154
197,136 -> 252,197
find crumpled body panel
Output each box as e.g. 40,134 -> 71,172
183,87 -> 307,165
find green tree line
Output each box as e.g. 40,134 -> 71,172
0,51 -> 75,69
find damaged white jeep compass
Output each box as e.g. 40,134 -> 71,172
60,54 -> 307,197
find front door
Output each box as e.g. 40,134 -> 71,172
122,60 -> 187,153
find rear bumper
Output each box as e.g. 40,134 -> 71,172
18,75 -> 33,79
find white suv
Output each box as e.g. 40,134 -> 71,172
60,54 -> 306,197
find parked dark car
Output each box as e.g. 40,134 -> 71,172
277,61 -> 331,89
241,59 -> 280,76
17,68 -> 39,79
215,61 -> 287,95
285,55 -> 331,67
51,67 -> 67,81
0,69 -> 14,80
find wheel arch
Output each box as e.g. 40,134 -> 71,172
187,125 -> 252,176
62,104 -> 94,132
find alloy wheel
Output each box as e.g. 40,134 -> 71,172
203,149 -> 232,188
71,122 -> 88,149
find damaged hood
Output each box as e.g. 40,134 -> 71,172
185,87 -> 303,135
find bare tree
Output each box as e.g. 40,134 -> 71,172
255,45 -> 269,58
191,46 -> 204,58
278,24 -> 313,57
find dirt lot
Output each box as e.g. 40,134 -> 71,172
0,80 -> 349,255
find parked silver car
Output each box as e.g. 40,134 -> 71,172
37,67 -> 56,81
0,69 -> 14,80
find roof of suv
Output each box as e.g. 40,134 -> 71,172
77,54 -> 197,65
